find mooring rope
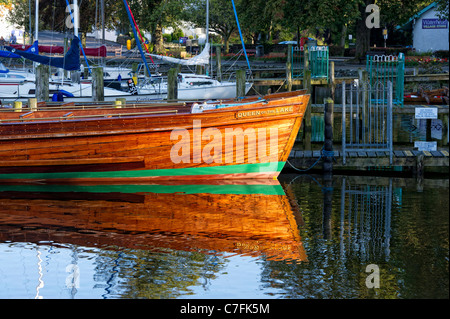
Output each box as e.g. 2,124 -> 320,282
285,145 -> 336,173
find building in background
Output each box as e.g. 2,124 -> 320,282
397,2 -> 449,52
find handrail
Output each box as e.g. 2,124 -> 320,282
0,102 -> 187,112
0,109 -> 178,123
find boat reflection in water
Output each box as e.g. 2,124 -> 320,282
0,180 -> 307,264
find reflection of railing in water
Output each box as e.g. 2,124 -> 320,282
339,178 -> 393,262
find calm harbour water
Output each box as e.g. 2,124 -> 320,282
0,174 -> 448,299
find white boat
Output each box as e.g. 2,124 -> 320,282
136,72 -> 252,100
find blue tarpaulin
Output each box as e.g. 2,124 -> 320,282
4,36 -> 81,71
0,41 -> 39,59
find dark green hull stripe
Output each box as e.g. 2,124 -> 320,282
0,183 -> 286,196
0,162 -> 285,180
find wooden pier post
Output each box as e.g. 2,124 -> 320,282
92,67 -> 104,102
329,61 -> 335,101
286,44 -> 293,92
303,44 -> 309,70
216,46 -> 222,82
36,64 -> 49,102
236,69 -> 246,98
323,98 -> 334,175
167,68 -> 178,100
28,98 -> 37,112
322,176 -> 333,240
303,69 -> 312,150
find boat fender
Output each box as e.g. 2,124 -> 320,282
52,93 -> 63,102
128,79 -> 138,95
58,90 -> 75,98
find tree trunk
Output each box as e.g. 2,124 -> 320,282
154,23 -> 164,54
355,0 -> 374,59
340,24 -> 347,48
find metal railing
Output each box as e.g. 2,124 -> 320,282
366,53 -> 405,107
291,45 -> 329,79
341,80 -> 394,165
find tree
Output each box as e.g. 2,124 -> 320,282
5,0 -> 123,43
124,0 -> 187,53
182,0 -> 242,53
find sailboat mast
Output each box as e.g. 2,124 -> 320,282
206,0 -> 211,76
206,0 -> 209,45
73,0 -> 79,37
35,0 -> 39,42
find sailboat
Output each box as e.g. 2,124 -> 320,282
0,0 -> 252,103
0,0 -> 134,103
124,0 -> 252,100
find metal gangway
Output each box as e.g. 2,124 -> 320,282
341,80 -> 394,165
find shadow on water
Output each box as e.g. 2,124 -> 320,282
0,175 -> 448,299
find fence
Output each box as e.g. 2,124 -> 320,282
292,46 -> 304,79
366,53 -> 405,107
340,178 -> 393,262
291,45 -> 329,79
341,80 -> 394,165
309,46 -> 329,79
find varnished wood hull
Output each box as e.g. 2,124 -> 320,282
0,90 -> 309,183
0,182 -> 307,263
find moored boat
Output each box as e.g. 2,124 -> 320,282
0,89 -> 309,183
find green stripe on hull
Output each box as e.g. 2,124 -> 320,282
0,162 -> 285,181
0,183 -> 286,196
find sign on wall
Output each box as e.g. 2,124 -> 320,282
422,19 -> 448,29
415,107 -> 438,119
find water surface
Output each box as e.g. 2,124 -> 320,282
0,175 -> 448,299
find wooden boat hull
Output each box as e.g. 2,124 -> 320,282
0,181 -> 307,263
0,91 -> 309,183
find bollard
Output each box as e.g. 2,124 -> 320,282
115,98 -> 126,108
13,101 -> 22,112
114,100 -> 122,108
28,98 -> 37,111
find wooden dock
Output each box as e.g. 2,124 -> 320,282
287,149 -> 449,174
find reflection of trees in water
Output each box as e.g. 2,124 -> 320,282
93,249 -> 226,299
262,176 -> 448,299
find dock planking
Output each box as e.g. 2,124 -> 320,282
287,148 -> 449,173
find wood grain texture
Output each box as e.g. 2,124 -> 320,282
0,90 -> 309,181
0,184 -> 307,262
